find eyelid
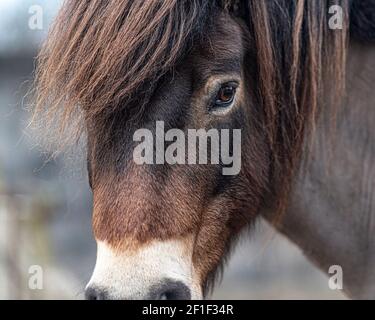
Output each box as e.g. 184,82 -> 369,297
222,81 -> 239,88
211,80 -> 239,96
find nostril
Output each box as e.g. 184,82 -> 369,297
85,286 -> 107,300
150,279 -> 191,300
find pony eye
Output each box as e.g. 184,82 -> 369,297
213,83 -> 238,108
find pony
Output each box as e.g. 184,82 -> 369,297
32,0 -> 375,299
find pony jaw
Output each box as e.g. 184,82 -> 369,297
86,237 -> 202,300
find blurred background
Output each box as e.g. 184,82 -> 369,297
0,0 -> 345,299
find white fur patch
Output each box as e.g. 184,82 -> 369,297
86,238 -> 202,299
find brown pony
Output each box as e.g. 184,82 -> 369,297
32,0 -> 375,299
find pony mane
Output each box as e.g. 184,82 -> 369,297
240,0 -> 349,215
32,0 -> 349,216
32,0 -> 214,149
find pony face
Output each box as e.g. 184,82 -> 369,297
85,13 -> 270,299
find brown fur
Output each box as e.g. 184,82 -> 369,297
32,0 -> 350,295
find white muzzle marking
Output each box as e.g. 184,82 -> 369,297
86,238 -> 202,299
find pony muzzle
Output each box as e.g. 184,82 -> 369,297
85,238 -> 202,300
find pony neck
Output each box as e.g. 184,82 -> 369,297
262,41 -> 375,299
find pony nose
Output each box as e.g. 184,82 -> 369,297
85,280 -> 191,300
85,286 -> 108,300
150,279 -> 191,300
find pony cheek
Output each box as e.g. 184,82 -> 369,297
192,222 -> 233,292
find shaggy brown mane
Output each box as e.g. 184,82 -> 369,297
32,0 -> 349,223
33,0 -> 213,147
242,0 -> 348,215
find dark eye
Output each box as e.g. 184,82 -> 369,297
214,83 -> 237,108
